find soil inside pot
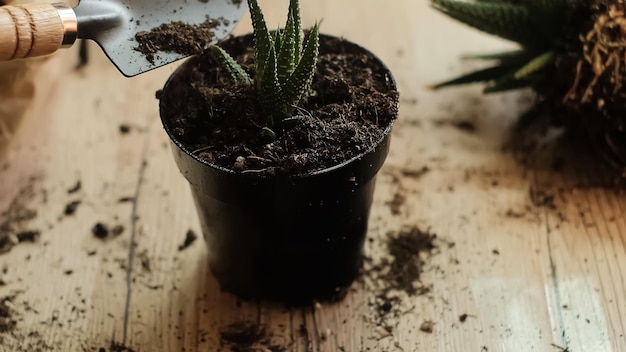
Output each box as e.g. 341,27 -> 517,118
158,34 -> 399,176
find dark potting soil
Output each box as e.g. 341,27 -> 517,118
134,18 -> 219,64
0,180 -> 41,255
64,200 -> 81,216
108,341 -> 136,352
178,229 -> 198,251
383,226 -> 437,296
364,226 -> 439,326
67,180 -> 81,194
219,322 -> 286,352
0,295 -> 17,334
159,35 -> 399,176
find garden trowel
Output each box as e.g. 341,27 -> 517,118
0,0 -> 247,76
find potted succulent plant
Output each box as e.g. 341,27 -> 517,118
158,0 -> 399,305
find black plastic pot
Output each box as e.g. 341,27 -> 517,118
159,34 -> 397,305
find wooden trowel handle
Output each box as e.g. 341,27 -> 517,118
0,2 -> 77,61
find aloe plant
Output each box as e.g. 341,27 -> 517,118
430,0 -> 581,94
209,0 -> 320,138
431,0 -> 626,174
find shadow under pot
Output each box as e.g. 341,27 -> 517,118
158,33 -> 399,305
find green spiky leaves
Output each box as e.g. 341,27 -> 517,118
208,0 -> 320,138
430,0 -> 582,95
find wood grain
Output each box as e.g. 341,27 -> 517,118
0,3 -> 65,60
0,0 -> 625,351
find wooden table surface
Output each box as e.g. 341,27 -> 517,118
1,0 -> 626,351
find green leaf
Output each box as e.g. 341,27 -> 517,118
430,64 -> 518,89
513,51 -> 555,80
431,0 -> 547,48
282,22 -> 320,114
208,45 -> 252,85
274,28 -> 284,53
259,45 -> 284,123
483,73 -> 539,93
277,3 -> 298,85
289,0 -> 304,63
247,0 -> 274,90
461,49 -> 532,64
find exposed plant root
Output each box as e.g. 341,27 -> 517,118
567,5 -> 626,105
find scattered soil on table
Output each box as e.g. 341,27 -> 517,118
107,341 -> 136,352
119,124 -> 131,134
0,178 -> 42,255
0,293 -> 57,351
383,227 -> 437,296
159,34 -> 399,176
92,223 -> 109,239
64,200 -> 81,216
419,320 -> 434,333
91,223 -> 123,240
529,187 -> 557,210
432,118 -> 476,133
219,322 -> 287,352
362,226 -> 441,330
67,180 -> 81,194
137,250 -> 151,273
134,18 -> 220,64
386,192 -> 406,215
178,229 -> 198,251
0,295 -> 17,334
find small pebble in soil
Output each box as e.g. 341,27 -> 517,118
178,229 -> 198,251
16,230 -> 40,243
420,320 -> 434,333
64,200 -> 81,216
92,223 -> 109,239
111,225 -> 125,236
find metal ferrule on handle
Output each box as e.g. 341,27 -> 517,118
0,2 -> 77,60
53,3 -> 78,48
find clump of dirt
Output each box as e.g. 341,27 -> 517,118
91,223 -> 124,240
64,200 -> 81,216
386,193 -> 406,215
67,180 -> 81,194
110,341 -> 136,352
384,227 -> 437,295
362,226 -> 441,331
0,293 -> 57,351
159,34 -> 399,176
178,229 -> 198,251
92,223 -> 109,239
419,320 -> 434,333
134,18 -> 220,64
219,322 -> 287,352
119,124 -> 131,134
529,187 -> 557,210
0,178 -> 42,255
0,295 -> 17,334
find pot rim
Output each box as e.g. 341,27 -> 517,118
159,33 -> 398,180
